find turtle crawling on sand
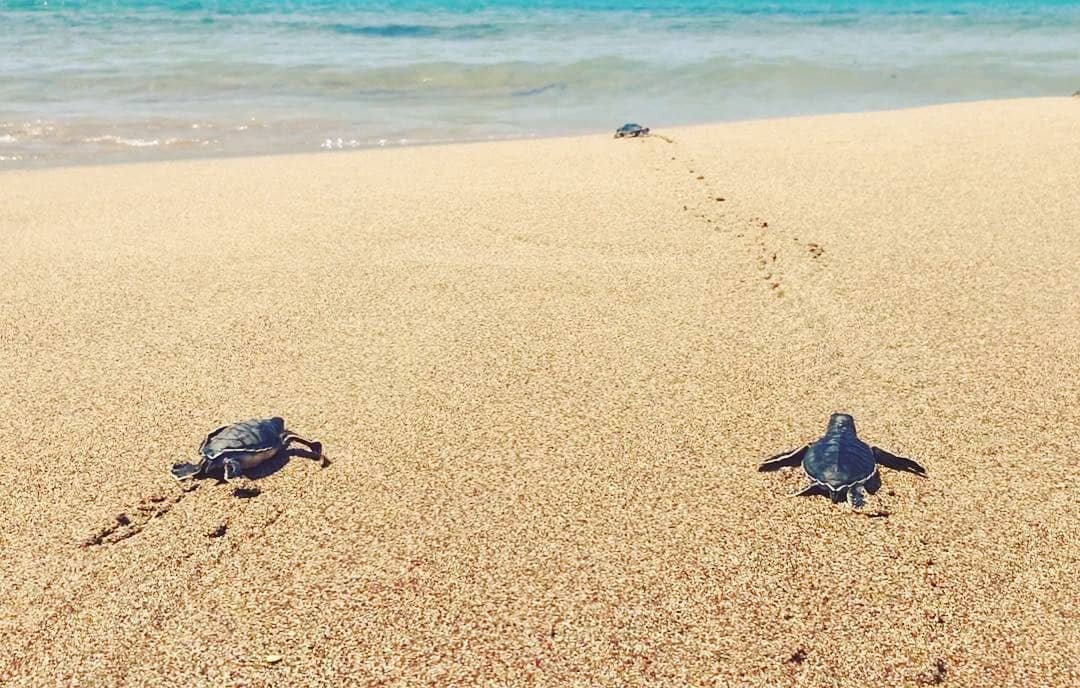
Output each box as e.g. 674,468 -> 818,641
614,122 -> 650,138
171,417 -> 323,482
759,413 -> 926,508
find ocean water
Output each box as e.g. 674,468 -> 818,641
1,0 -> 1078,167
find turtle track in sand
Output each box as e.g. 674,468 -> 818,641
80,488 -> 193,547
645,136 -> 828,297
79,478 -> 273,547
78,442 -> 320,548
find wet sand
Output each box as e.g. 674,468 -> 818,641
0,98 -> 1077,686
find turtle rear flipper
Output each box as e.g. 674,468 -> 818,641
223,458 -> 243,482
848,485 -> 867,509
170,462 -> 202,481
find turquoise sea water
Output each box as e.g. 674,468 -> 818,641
1,1 -> 1078,166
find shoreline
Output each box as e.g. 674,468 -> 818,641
3,95 -> 1077,173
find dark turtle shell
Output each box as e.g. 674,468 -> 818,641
802,414 -> 877,491
614,122 -> 649,138
200,417 -> 286,459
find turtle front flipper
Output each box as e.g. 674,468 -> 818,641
759,445 -> 808,471
872,447 -> 927,477
282,433 -> 323,461
170,462 -> 203,481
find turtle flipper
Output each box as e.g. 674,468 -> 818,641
848,485 -> 867,509
170,462 -> 202,481
283,433 -> 323,462
872,447 -> 927,477
759,445 -> 808,471
223,458 -> 242,482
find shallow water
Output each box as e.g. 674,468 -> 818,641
2,0 -> 1078,167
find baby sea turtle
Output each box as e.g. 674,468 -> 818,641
170,417 -> 323,482
614,123 -> 650,139
759,413 -> 926,508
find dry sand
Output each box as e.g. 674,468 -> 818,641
0,98 -> 1078,687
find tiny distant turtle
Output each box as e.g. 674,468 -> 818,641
614,123 -> 650,139
171,417 -> 323,482
759,413 -> 926,508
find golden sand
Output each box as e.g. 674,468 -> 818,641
1,98 -> 1077,686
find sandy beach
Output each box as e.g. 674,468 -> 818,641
1,98 -> 1077,686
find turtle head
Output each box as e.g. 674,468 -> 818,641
827,413 -> 857,434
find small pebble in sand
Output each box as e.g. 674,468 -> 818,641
265,655 -> 283,665
917,659 -> 948,685
715,197 -> 725,202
